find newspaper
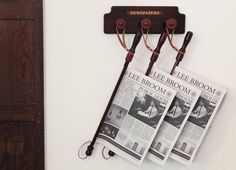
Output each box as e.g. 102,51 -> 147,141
145,69 -> 201,165
169,67 -> 227,165
97,68 -> 176,165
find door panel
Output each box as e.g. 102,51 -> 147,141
0,1 -> 44,170
0,122 -> 35,170
0,20 -> 35,103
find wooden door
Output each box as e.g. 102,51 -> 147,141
0,1 -> 44,170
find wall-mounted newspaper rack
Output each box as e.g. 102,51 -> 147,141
80,6 -> 187,159
104,6 -> 185,34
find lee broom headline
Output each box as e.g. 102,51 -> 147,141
174,71 -> 218,103
126,71 -> 171,103
151,71 -> 195,104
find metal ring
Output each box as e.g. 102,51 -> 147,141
102,147 -> 111,160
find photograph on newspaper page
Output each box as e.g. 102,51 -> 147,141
97,68 -> 177,165
170,67 -> 227,165
145,69 -> 201,165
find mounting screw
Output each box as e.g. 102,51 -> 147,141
116,18 -> 126,30
166,18 -> 178,30
141,18 -> 151,30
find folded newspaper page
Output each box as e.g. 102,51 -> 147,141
97,68 -> 176,165
146,69 -> 201,166
170,67 -> 227,165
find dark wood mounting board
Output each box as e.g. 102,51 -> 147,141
104,6 -> 185,34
